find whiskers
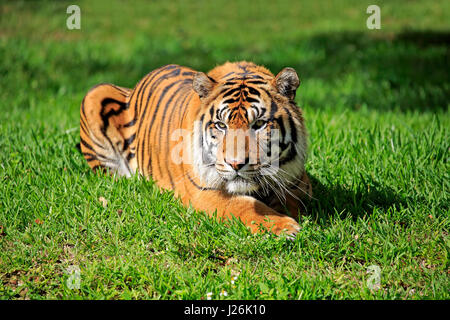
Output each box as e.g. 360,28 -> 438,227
257,163 -> 315,207
170,163 -> 223,191
170,158 -> 313,210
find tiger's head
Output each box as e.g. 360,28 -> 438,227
191,61 -> 307,199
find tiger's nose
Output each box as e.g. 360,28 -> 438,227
225,158 -> 247,171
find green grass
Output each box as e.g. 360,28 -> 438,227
0,0 -> 449,299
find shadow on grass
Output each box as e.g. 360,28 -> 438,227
306,175 -> 407,224
395,30 -> 450,47
273,30 -> 449,112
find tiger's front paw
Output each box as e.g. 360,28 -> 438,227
266,215 -> 301,239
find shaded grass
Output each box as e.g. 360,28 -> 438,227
0,0 -> 449,299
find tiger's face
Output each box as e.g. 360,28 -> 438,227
192,62 -> 307,198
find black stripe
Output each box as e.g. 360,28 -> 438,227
247,86 -> 261,96
82,151 -> 111,163
167,86 -> 191,140
123,118 -> 137,128
223,97 -> 239,105
179,92 -> 195,125
221,87 -> 241,98
216,108 -> 222,120
219,107 -> 229,120
260,87 -> 273,100
137,66 -> 181,133
135,65 -> 179,132
207,83 -> 236,103
79,137 -> 109,160
274,117 -> 286,144
199,114 -> 205,145
279,143 -> 297,166
138,66 -> 182,171
245,96 -> 259,103
100,98 -> 127,128
145,79 -> 181,174
80,97 -> 89,123
83,130 -> 108,151
80,110 -> 109,152
79,136 -> 96,153
82,152 -> 98,159
186,172 -> 218,191
246,80 -> 267,85
270,101 -> 278,119
223,81 -> 238,86
81,144 -> 109,161
222,71 -> 236,78
132,71 -> 159,116
79,116 -> 89,134
158,80 -> 188,140
122,133 -> 136,151
99,106 -> 125,174
288,117 -> 297,143
110,84 -> 129,96
251,105 -> 260,118
133,73 -> 155,116
166,88 -> 193,184
157,79 -> 191,188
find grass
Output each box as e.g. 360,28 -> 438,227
0,0 -> 449,299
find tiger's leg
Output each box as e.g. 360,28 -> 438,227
285,171 -> 313,218
265,171 -> 313,220
79,83 -> 137,176
184,190 -> 301,236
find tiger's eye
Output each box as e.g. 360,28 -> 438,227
215,121 -> 227,130
252,119 -> 267,130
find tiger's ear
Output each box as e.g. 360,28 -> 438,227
193,72 -> 216,99
273,67 -> 300,100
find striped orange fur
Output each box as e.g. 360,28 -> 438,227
79,61 -> 312,237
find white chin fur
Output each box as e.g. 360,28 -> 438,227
225,179 -> 259,194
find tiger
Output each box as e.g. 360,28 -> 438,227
79,61 -> 312,238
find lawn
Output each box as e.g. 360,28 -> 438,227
0,0 -> 448,299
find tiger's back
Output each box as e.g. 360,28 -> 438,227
131,64 -> 198,194
80,65 -> 197,191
